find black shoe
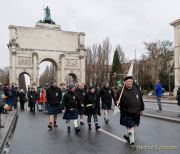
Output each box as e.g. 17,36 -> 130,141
0,125 -> 4,128
88,124 -> 91,130
80,122 -> 85,125
95,123 -> 100,130
130,143 -> 136,150
54,121 -> 58,127
48,123 -> 53,130
75,127 -> 80,134
123,135 -> 130,143
105,119 -> 109,124
67,127 -> 71,133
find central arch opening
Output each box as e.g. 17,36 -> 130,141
19,73 -> 30,92
39,58 -> 58,87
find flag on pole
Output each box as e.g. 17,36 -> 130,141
113,60 -> 134,116
127,60 -> 134,76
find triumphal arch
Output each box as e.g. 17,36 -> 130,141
8,7 -> 86,87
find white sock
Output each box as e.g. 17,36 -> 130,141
73,120 -> 78,128
66,120 -> 70,127
128,129 -> 135,144
104,110 -> 108,120
80,116 -> 84,122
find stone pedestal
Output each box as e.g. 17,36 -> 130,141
170,19 -> 180,93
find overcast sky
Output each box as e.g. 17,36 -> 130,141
1,0 -> 180,69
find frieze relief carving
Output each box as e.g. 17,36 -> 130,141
66,59 -> 78,68
18,56 -> 32,66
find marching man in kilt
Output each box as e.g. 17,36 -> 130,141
99,82 -> 115,124
115,76 -> 144,150
75,83 -> 86,125
84,87 -> 101,130
63,85 -> 81,134
46,81 -> 62,130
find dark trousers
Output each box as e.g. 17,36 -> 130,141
29,102 -> 35,112
87,113 -> 98,124
20,101 -> 25,110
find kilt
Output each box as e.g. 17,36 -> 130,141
120,111 -> 140,128
102,102 -> 112,110
63,108 -> 78,120
48,104 -> 62,115
78,106 -> 85,115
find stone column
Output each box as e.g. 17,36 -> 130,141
11,46 -> 16,85
79,55 -> 85,83
32,53 -> 38,86
170,19 -> 180,94
60,54 -> 65,83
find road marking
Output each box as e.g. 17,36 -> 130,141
99,128 -> 127,143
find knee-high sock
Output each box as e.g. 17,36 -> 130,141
80,115 -> 84,122
104,110 -> 108,120
66,120 -> 70,127
128,127 -> 135,144
73,119 -> 78,128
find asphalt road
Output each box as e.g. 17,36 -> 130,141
8,108 -> 180,154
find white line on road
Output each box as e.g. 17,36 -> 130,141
99,128 -> 127,143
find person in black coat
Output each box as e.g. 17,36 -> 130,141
63,85 -> 81,134
75,83 -> 86,125
99,82 -> 115,124
28,86 -> 38,112
84,87 -> 101,130
115,76 -> 144,150
18,89 -> 26,111
46,81 -> 62,130
176,86 -> 180,117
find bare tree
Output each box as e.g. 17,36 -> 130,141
0,67 -> 9,85
143,40 -> 174,90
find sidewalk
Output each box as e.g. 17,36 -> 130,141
0,110 -> 18,153
143,96 -> 177,104
143,108 -> 180,123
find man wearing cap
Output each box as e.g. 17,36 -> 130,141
63,85 -> 81,134
115,76 -> 144,149
99,82 -> 115,124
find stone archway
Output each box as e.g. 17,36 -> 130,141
66,73 -> 78,85
18,72 -> 31,92
8,22 -> 86,87
39,58 -> 58,87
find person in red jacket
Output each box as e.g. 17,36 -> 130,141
39,88 -> 47,111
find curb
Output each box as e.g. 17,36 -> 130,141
0,110 -> 18,154
143,113 -> 180,123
